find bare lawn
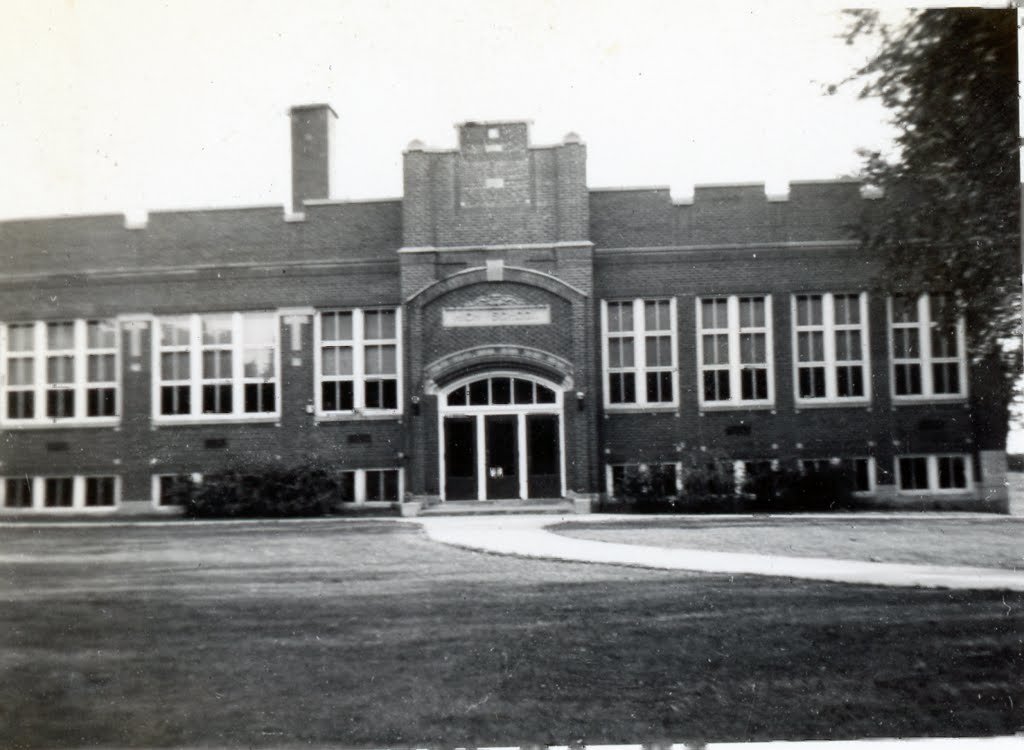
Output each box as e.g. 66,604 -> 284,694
554,517 -> 1024,570
1,519 -> 1021,747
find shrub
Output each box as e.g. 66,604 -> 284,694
614,464 -> 677,513
743,464 -> 855,512
182,465 -> 344,519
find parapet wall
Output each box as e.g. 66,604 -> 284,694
0,199 -> 403,276
590,180 -> 876,248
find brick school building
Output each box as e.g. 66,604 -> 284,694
0,105 -> 1008,513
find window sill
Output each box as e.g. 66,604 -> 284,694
793,399 -> 871,410
0,418 -> 121,430
152,415 -> 280,427
896,488 -> 973,496
698,402 -> 776,412
603,404 -> 678,414
891,396 -> 968,405
0,505 -> 120,514
315,411 -> 403,423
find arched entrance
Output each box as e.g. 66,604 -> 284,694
437,372 -> 566,501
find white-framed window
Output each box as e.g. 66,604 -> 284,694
792,293 -> 870,404
1,319 -> 120,426
151,473 -> 203,508
338,468 -> 403,503
697,295 -> 774,407
888,293 -> 967,400
606,462 -> 682,497
154,312 -> 280,421
315,308 -> 401,416
896,454 -> 972,493
601,298 -> 678,408
798,457 -> 876,494
1,475 -> 120,511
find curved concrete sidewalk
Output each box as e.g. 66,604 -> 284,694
412,514 -> 1024,591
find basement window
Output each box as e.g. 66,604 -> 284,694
338,468 -> 402,503
897,454 -> 971,493
1,475 -> 121,511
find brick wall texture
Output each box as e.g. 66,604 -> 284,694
0,119 -> 1007,510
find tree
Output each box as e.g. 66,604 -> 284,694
841,9 -> 1020,408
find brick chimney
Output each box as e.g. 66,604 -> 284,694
289,104 -> 337,213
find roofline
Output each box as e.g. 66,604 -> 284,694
590,185 -> 670,193
455,119 -> 534,127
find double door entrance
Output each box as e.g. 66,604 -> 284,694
440,374 -> 564,501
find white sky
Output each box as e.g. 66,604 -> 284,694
3,1 -> 1021,447
0,0 -> 910,221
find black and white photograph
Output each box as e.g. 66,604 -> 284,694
0,1 -> 1021,748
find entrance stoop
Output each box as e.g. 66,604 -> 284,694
419,498 -> 574,516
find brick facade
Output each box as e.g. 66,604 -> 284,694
0,108 -> 1008,513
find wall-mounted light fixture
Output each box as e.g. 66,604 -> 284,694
411,394 -> 421,417
575,391 -> 585,411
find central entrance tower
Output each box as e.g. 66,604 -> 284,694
397,120 -> 598,502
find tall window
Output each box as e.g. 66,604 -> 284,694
890,293 -> 967,399
897,454 -> 971,493
601,298 -> 678,407
155,312 -> 279,420
793,293 -> 870,403
1,319 -> 119,425
697,295 -> 773,407
316,308 -> 400,414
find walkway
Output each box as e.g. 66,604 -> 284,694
412,513 -> 1024,591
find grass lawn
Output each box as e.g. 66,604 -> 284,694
0,520 -> 1021,747
553,518 -> 1024,570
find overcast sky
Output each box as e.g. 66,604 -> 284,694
0,0 -> 912,221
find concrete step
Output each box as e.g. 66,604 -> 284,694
419,499 -> 574,516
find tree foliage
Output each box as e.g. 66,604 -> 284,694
842,9 -> 1020,387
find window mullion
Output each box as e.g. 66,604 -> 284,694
353,309 -> 365,411
669,296 -> 679,403
32,476 -> 44,510
355,469 -> 366,503
634,299 -> 646,405
393,307 -> 403,413
919,294 -> 933,396
313,313 -> 323,413
764,294 -> 774,403
927,455 -> 938,491
231,313 -> 243,416
190,315 -> 202,416
822,293 -> 837,399
34,321 -> 45,419
727,296 -> 741,404
956,317 -> 967,397
860,293 -> 871,401
0,325 -> 6,420
73,476 -> 84,510
600,301 -> 610,406
74,319 -> 86,418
